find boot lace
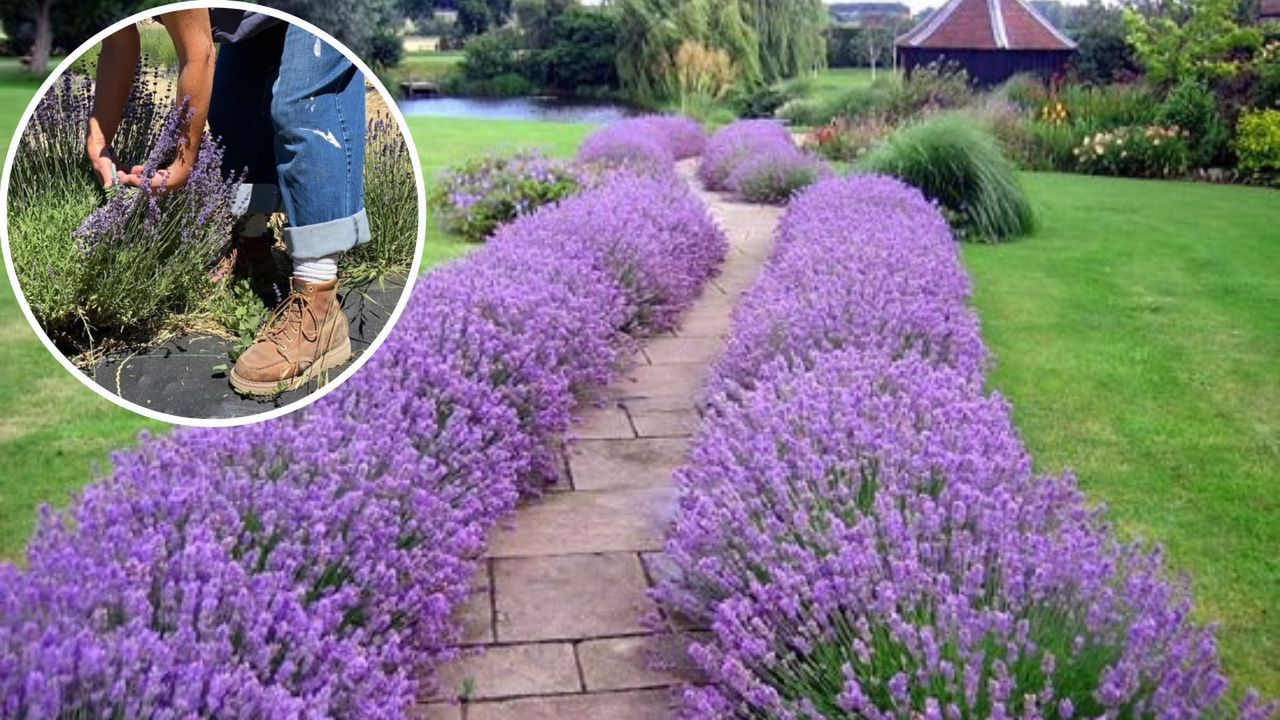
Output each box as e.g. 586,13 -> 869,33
260,288 -> 319,359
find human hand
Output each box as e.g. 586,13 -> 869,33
117,159 -> 193,192
85,135 -> 125,188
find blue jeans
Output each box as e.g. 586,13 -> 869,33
208,23 -> 369,260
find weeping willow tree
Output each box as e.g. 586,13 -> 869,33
612,0 -> 760,106
741,0 -> 828,82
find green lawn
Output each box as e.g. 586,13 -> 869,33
964,172 -> 1280,697
792,67 -> 881,105
409,116 -> 594,267
0,65 -> 593,556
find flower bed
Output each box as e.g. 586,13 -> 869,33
429,115 -> 706,244
0,164 -> 726,716
699,119 -> 827,203
658,175 -> 1275,719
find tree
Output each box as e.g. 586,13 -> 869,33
1068,1 -> 1140,84
513,0 -> 572,48
535,6 -> 619,91
613,0 -> 759,105
1123,0 -> 1251,86
0,0 -> 144,74
740,0 -> 826,82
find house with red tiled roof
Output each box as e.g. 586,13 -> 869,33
895,0 -> 1076,85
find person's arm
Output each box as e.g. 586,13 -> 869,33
86,24 -> 140,187
121,10 -> 215,190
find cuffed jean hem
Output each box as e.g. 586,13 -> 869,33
233,183 -> 282,216
283,208 -> 371,259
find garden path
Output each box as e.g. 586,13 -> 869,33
414,162 -> 783,719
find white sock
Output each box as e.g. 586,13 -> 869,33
293,254 -> 339,283
239,213 -> 272,238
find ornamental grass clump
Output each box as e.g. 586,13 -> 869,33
0,164 -> 727,717
428,150 -> 582,242
8,65 -> 240,339
658,175 -> 1275,720
698,119 -> 796,191
858,114 -> 1034,243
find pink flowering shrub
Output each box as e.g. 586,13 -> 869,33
658,175 -> 1276,720
0,165 -> 726,717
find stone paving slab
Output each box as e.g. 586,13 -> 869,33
493,553 -> 650,642
465,689 -> 677,720
579,634 -> 710,692
573,405 -> 636,440
607,363 -> 708,401
457,563 -> 494,645
674,311 -> 734,339
431,643 -> 580,701
628,408 -> 701,439
486,486 -> 673,557
643,337 -> 725,366
569,438 -> 691,491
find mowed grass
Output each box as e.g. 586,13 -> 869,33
0,65 -> 593,557
791,67 -> 880,105
408,115 -> 594,268
964,172 -> 1280,696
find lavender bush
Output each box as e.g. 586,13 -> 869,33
577,115 -> 707,173
428,150 -> 582,242
0,162 -> 726,717
723,146 -> 829,204
8,66 -> 240,337
345,114 -> 420,279
658,175 -> 1276,719
698,119 -> 796,191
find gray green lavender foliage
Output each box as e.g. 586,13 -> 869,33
345,114 -> 420,281
858,115 -> 1035,242
9,60 -> 418,348
9,65 -> 240,342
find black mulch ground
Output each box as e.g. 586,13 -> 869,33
85,275 -> 408,420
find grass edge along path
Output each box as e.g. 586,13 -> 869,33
964,172 -> 1280,696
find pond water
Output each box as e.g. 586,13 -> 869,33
396,96 -> 638,124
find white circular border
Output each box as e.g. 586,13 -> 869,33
0,0 -> 427,428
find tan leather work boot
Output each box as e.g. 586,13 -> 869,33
230,277 -> 352,396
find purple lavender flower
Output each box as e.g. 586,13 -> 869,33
698,119 -> 796,191
656,175 -> 1273,720
0,166 -> 727,718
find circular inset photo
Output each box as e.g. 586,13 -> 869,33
1,1 -> 424,425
